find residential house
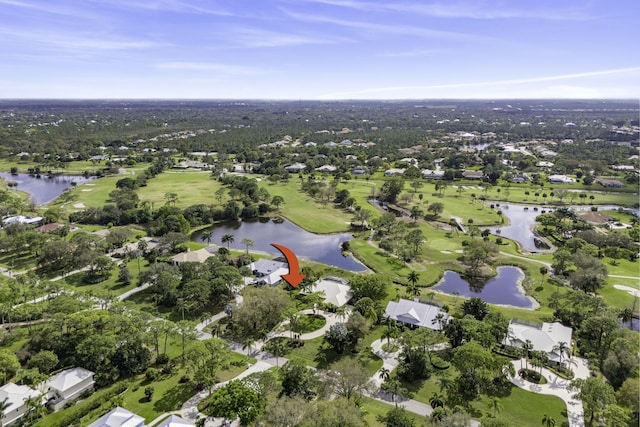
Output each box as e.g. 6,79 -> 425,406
249,258 -> 289,286
36,222 -> 65,233
547,175 -> 576,184
462,170 -> 484,180
421,169 -> 445,179
384,168 -> 405,177
172,161 -> 210,170
157,415 -> 194,427
171,248 -> 215,265
536,161 -> 554,168
509,174 -> 531,184
0,383 -> 45,426
285,162 -> 306,172
594,178 -> 624,188
315,165 -> 337,173
385,299 -> 450,330
351,167 -> 368,175
303,277 -> 352,307
502,319 -> 573,367
87,406 -> 146,427
2,215 -> 43,226
41,367 -> 95,410
578,211 -> 612,225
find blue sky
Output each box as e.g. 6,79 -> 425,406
0,0 -> 638,99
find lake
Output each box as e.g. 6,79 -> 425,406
489,203 -> 622,251
0,172 -> 92,205
192,218 -> 368,272
433,266 -> 535,308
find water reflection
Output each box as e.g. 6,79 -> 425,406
192,218 -> 368,272
0,172 -> 92,205
433,266 -> 533,308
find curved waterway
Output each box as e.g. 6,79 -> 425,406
0,172 -> 91,205
433,266 -> 535,309
192,218 -> 368,272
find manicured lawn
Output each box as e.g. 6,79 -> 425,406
475,386 -> 567,426
62,258 -> 146,296
137,170 -> 224,208
360,396 -> 428,426
254,178 -> 353,233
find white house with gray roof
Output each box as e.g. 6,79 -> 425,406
40,367 -> 95,410
249,258 -> 289,286
502,319 -> 573,366
385,298 -> 450,330
0,383 -> 45,426
87,406 -> 146,427
156,415 -> 194,427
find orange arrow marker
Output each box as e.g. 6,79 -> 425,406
271,243 -> 306,288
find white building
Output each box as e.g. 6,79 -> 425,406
41,367 -> 95,410
249,258 -> 289,286
0,383 -> 44,426
547,174 -> 576,184
502,319 -> 573,366
315,165 -> 337,173
384,168 -> 405,176
385,299 -> 450,330
87,406 -> 146,427
156,415 -> 194,427
171,248 -> 215,265
304,277 -> 352,307
422,169 -> 445,179
285,162 -> 306,172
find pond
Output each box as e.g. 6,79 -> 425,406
489,203 -> 622,251
192,218 -> 368,272
0,172 -> 91,205
433,266 -> 535,309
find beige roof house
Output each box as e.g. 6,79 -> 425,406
87,406 -> 146,427
305,277 -> 352,307
171,248 -> 214,265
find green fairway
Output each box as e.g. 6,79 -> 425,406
137,170 -> 224,208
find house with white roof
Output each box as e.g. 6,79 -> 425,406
40,367 -> 95,410
0,383 -> 45,426
385,299 -> 450,330
384,168 -> 405,176
315,165 -> 337,173
156,415 -> 194,427
249,258 -> 289,286
285,162 -> 306,172
422,169 -> 445,179
87,406 -> 146,427
502,319 -> 573,367
547,174 -> 576,184
304,277 -> 352,307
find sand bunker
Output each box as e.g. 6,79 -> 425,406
613,285 -> 640,297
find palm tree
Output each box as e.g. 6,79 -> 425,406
24,395 -> 44,423
552,341 -> 569,366
221,233 -> 235,249
381,378 -> 406,407
490,397 -> 503,417
619,307 -> 633,328
241,237 -> 254,254
242,338 -> 255,356
541,413 -> 556,427
429,392 -> 445,409
407,271 -> 420,288
382,326 -> 397,347
522,340 -> 534,370
432,313 -> 447,331
336,306 -> 348,322
378,367 -> 390,382
436,376 -> 452,395
201,230 -> 213,245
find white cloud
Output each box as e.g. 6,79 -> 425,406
320,67 -> 640,98
295,0 -> 592,21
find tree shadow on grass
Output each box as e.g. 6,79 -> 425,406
153,382 -> 196,413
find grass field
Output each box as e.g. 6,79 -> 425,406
137,170 -> 224,208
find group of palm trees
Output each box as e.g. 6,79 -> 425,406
199,231 -> 255,254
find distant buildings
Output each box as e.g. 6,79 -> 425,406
594,178 -> 624,188
384,168 -> 405,177
315,165 -> 337,173
462,170 -> 484,180
547,174 -> 575,184
422,169 -> 445,179
285,162 -> 306,172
